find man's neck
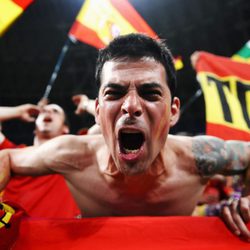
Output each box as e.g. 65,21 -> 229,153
33,136 -> 50,146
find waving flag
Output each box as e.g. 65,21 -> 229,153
69,0 -> 183,70
69,0 -> 155,48
194,52 -> 250,141
0,0 -> 33,36
232,41 -> 250,64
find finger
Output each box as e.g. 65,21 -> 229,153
230,199 -> 250,240
75,107 -> 81,115
29,108 -> 40,117
72,95 -> 80,104
221,204 -> 241,236
239,198 -> 250,223
24,116 -> 36,122
37,98 -> 49,108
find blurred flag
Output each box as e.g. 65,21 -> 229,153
0,0 -> 33,36
232,41 -> 250,64
69,0 -> 183,70
173,56 -> 183,70
194,51 -> 250,141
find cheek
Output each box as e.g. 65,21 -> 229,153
153,106 -> 170,139
99,103 -> 117,132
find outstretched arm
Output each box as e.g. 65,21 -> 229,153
192,136 -> 250,177
0,134 -> 91,192
192,135 -> 250,241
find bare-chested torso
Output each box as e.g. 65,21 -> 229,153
58,135 -> 207,217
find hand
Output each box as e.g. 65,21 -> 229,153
37,98 -> 49,108
72,94 -> 90,115
221,195 -> 250,241
17,104 -> 40,122
190,51 -> 201,69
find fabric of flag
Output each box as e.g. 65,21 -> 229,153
194,51 -> 250,141
0,202 -> 26,250
69,0 -> 156,48
232,41 -> 250,64
69,0 -> 183,70
12,216 -> 250,249
0,0 -> 33,36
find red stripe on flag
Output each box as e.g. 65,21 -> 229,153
207,122 -> 250,141
69,21 -> 105,49
12,0 -> 33,9
196,52 -> 250,80
110,0 -> 156,37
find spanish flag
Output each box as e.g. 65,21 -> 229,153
69,0 -> 183,70
0,0 -> 33,36
195,52 -> 250,141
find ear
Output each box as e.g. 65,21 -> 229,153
170,97 -> 180,127
62,125 -> 70,134
95,98 -> 100,125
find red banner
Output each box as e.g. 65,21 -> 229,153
12,216 -> 250,250
195,52 -> 250,140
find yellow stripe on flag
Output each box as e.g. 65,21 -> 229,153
76,0 -> 137,45
232,55 -> 250,64
0,0 -> 23,36
198,72 -> 250,133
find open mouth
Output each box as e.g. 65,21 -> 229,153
119,129 -> 145,155
43,116 -> 52,122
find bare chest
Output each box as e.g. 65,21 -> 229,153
66,168 -> 205,217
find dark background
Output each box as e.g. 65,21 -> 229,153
0,0 -> 249,145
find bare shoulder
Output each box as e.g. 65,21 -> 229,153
41,134 -> 105,173
166,134 -> 196,172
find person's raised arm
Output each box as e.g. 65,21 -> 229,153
0,104 -> 40,123
72,94 -> 96,116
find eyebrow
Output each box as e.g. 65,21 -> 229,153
103,82 -> 163,90
102,83 -> 127,91
139,82 -> 164,90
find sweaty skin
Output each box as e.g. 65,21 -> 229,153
0,59 -> 250,239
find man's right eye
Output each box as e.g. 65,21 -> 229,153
104,90 -> 123,99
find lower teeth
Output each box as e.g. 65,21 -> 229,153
124,148 -> 139,154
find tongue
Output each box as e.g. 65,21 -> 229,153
120,147 -> 142,161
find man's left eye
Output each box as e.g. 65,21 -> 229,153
141,91 -> 161,101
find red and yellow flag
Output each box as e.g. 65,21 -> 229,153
69,0 -> 156,48
69,0 -> 183,70
0,0 -> 33,36
195,52 -> 250,141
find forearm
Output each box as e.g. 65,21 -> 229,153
84,99 -> 96,116
0,107 -> 22,122
0,146 -> 54,181
223,140 -> 250,175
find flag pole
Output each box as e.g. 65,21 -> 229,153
39,36 -> 75,105
180,89 -> 203,115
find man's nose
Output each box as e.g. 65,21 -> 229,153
121,91 -> 142,117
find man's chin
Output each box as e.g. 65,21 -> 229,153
118,162 -> 147,176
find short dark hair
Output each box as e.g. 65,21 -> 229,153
95,33 -> 177,97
